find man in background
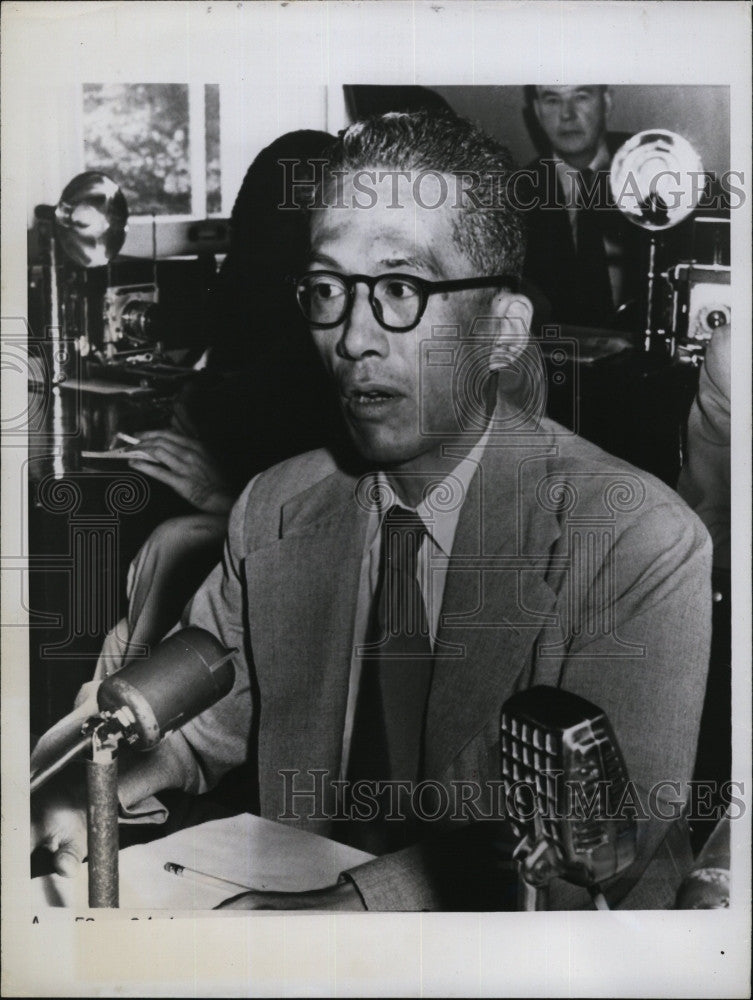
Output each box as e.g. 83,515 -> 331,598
521,84 -> 641,328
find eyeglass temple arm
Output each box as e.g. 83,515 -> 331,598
429,274 -> 521,293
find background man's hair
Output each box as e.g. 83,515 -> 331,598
320,110 -> 526,277
524,83 -> 609,104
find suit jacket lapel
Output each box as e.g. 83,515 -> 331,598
244,435 -> 565,806
244,469 -> 368,819
425,438 -> 562,779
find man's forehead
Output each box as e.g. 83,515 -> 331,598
310,210 -> 456,277
311,173 -> 459,240
536,85 -> 604,98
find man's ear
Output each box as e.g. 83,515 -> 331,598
532,95 -> 543,127
602,86 -> 613,120
488,293 -> 533,371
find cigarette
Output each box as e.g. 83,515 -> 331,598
116,432 -> 141,446
163,861 -> 254,894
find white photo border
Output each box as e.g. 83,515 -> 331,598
2,1 -> 750,996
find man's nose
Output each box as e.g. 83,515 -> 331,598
559,97 -> 576,121
337,285 -> 389,360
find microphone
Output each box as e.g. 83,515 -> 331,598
499,685 -> 637,910
96,627 -> 236,750
30,628 -> 236,792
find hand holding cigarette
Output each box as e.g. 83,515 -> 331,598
126,429 -> 235,514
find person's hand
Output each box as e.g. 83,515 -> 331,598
215,880 -> 366,911
128,430 -> 235,514
170,398 -> 200,439
31,774 -> 88,877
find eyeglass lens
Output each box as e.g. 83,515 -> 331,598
297,274 -> 422,330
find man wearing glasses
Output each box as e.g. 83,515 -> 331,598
33,111 -> 711,911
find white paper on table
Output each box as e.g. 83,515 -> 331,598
31,813 -> 373,910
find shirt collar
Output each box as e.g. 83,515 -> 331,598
553,139 -> 610,174
374,422 -> 492,557
553,139 -> 611,205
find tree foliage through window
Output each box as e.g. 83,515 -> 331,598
83,83 -> 192,215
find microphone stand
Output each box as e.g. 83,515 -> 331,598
513,826 -> 553,912
512,823 -> 610,911
32,712 -> 127,908
518,878 -> 548,912
85,723 -> 122,908
31,628 -> 237,909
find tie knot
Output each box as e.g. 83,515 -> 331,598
575,167 -> 611,211
383,504 -> 426,537
575,167 -> 596,204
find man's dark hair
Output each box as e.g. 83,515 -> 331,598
523,83 -> 609,108
319,110 -> 526,277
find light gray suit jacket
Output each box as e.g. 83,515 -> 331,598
174,416 -> 711,910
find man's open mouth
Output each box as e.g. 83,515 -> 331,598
350,389 -> 395,402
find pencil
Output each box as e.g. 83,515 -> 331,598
164,861 -> 254,894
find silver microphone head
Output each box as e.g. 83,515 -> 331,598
500,686 -> 637,889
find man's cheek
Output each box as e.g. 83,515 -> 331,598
311,336 -> 336,374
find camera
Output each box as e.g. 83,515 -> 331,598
102,283 -> 161,354
26,172 -> 230,473
28,172 -> 229,386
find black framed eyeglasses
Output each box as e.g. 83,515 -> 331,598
294,270 -> 520,333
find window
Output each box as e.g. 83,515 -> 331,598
82,83 -> 221,217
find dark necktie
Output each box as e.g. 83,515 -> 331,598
574,168 -> 615,326
346,505 -> 434,849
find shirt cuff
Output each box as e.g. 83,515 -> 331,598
339,844 -> 444,911
117,793 -> 169,825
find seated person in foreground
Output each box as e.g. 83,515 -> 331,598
32,110 -> 712,911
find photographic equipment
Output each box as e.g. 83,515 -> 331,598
500,685 -> 637,910
610,130 -> 704,232
55,171 -> 128,267
102,282 -> 162,353
666,216 -> 731,364
30,171 -> 229,380
28,171 -> 229,477
610,131 -> 730,364
30,628 -> 236,907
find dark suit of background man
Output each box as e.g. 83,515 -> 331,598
32,111 -> 711,911
521,84 -> 643,328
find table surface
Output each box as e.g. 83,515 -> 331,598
31,813 -> 373,910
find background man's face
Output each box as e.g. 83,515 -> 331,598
534,85 -> 610,165
307,173 -> 492,472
